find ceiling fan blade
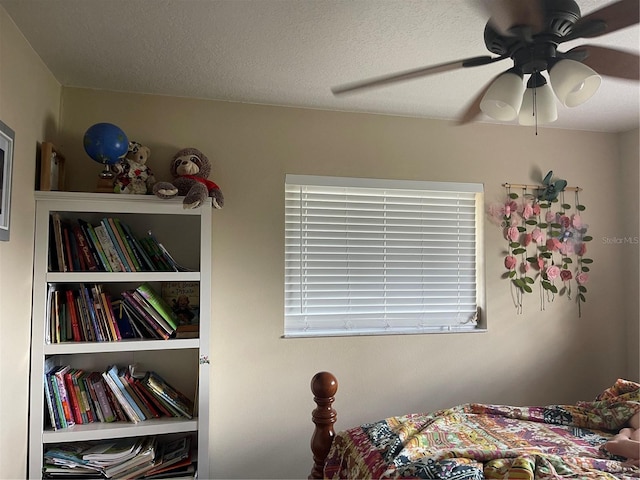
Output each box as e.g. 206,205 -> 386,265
565,45 -> 639,81
565,0 -> 639,40
456,72 -> 503,125
482,0 -> 544,36
331,56 -> 505,95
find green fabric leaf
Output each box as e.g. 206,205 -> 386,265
576,205 -> 586,211
509,193 -> 519,199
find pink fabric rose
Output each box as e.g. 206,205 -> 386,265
546,238 -> 561,251
504,255 -> 517,270
522,203 -> 534,220
559,240 -> 575,256
531,228 -> 544,244
576,272 -> 589,285
532,203 -> 541,216
559,215 -> 570,229
522,233 -> 532,247
560,269 -> 573,281
546,265 -> 561,281
577,243 -> 587,256
506,226 -> 520,242
504,200 -> 518,218
571,214 -> 582,229
536,257 -> 545,270
545,211 -> 556,223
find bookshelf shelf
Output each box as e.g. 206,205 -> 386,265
43,338 -> 199,355
46,271 -> 201,283
42,417 -> 199,443
29,192 -> 212,479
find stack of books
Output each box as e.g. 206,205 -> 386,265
49,214 -> 190,273
43,435 -> 195,479
46,283 -> 182,343
44,359 -> 195,430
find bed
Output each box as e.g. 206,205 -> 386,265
309,372 -> 640,479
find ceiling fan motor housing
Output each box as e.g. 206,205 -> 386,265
484,0 -> 582,74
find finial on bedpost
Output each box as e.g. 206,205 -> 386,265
309,371 -> 338,480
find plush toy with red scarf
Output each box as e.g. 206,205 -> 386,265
153,147 -> 224,209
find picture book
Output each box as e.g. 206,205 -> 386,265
160,281 -> 199,326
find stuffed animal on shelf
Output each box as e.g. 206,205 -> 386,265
153,147 -> 224,209
111,141 -> 156,194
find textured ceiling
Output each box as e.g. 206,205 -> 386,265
1,0 -> 638,132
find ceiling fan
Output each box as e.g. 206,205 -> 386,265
331,0 -> 639,126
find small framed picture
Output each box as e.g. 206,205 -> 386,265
0,120 -> 15,242
39,142 -> 66,191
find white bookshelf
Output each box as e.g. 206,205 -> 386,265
28,191 -> 211,479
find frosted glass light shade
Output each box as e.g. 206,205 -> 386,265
519,83 -> 558,125
549,59 -> 601,107
480,71 -> 525,121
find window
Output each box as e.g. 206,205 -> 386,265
284,175 -> 485,337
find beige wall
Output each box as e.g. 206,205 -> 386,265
0,3 -> 637,476
55,88 -> 637,478
619,129 -> 640,381
0,7 -> 61,479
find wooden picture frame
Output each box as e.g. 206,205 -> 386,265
0,120 -> 15,242
39,142 -> 66,191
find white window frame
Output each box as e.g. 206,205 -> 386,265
284,174 -> 486,338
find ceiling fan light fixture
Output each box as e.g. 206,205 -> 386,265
518,73 -> 558,126
549,59 -> 601,107
479,69 -> 525,121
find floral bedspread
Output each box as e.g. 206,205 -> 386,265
324,379 -> 640,479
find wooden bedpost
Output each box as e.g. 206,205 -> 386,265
309,371 -> 338,480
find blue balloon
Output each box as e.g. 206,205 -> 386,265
83,123 -> 129,165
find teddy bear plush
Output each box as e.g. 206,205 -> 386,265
112,141 -> 156,194
153,147 -> 224,209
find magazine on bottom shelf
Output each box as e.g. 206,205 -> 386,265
43,435 -> 195,479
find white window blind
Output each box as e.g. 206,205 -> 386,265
284,175 -> 485,337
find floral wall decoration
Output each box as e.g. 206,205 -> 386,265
488,174 -> 593,316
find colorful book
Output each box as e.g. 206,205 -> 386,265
161,281 -> 200,326
65,290 -> 83,342
79,285 -> 104,342
44,360 -> 62,430
77,219 -> 107,271
107,218 -> 137,271
94,224 -> 125,272
101,218 -> 132,272
120,221 -> 156,271
142,371 -> 193,419
113,218 -> 142,271
136,283 -> 180,331
72,224 -> 98,271
110,299 -> 137,339
121,291 -> 171,339
51,213 -> 67,272
88,372 -> 116,422
101,366 -> 142,423
52,365 -> 75,427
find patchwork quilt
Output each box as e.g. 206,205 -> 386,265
324,379 -> 640,479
